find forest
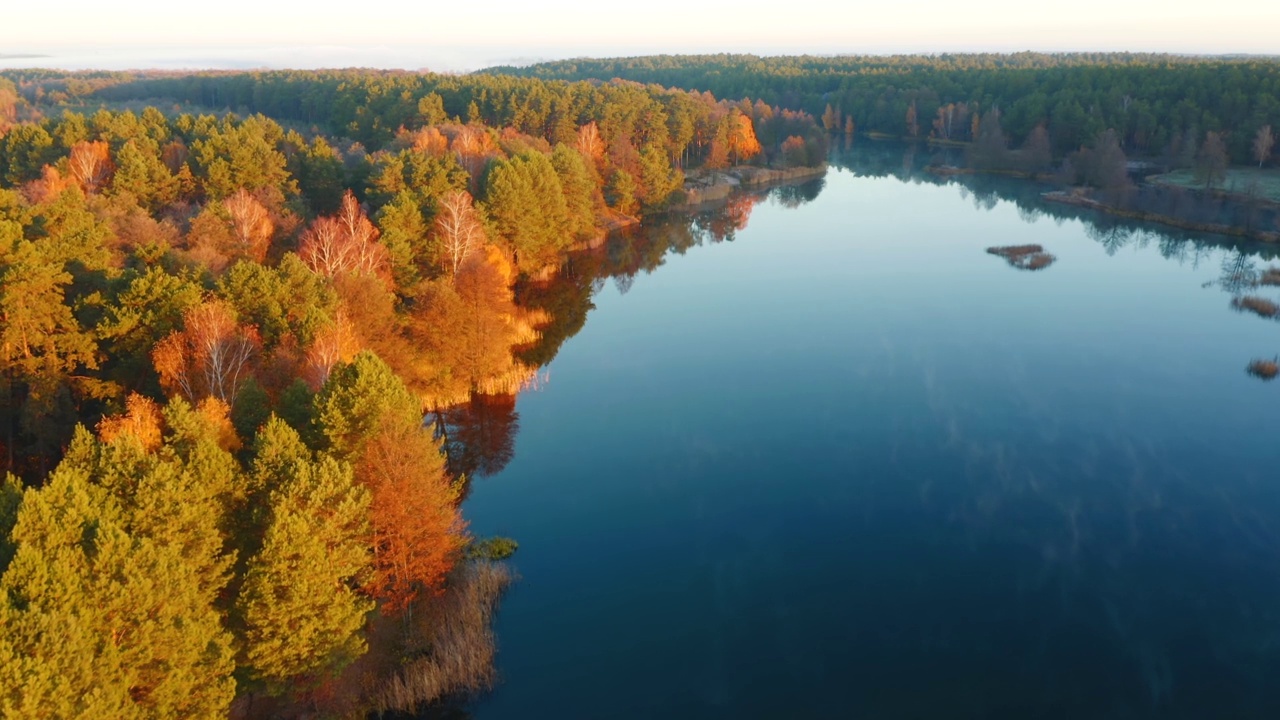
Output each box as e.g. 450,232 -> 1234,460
9,51 -> 1277,717
0,68 -> 826,718
489,53 -> 1280,164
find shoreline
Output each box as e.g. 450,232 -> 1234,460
1042,190 -> 1280,243
673,164 -> 828,209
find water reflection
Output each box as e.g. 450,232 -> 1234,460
456,145 -> 1280,491
461,147 -> 1280,719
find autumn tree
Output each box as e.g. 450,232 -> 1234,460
780,136 -> 807,167
410,250 -> 525,401
304,311 -> 360,390
357,412 -> 466,610
314,351 -> 467,608
299,191 -> 390,280
222,188 -> 275,263
1254,125 -> 1274,168
905,101 -> 919,138
1195,131 -> 1229,189
67,140 -> 113,194
721,108 -> 762,165
97,393 -> 164,452
433,189 -> 487,276
575,121 -> 605,168
822,104 -> 839,132
153,300 -> 260,405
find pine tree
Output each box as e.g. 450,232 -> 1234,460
237,419 -> 372,693
0,466 -> 236,719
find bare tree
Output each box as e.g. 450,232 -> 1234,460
67,141 -> 113,194
433,190 -> 486,277
1195,131 -> 1229,190
300,191 -> 390,279
153,300 -> 260,405
222,189 -> 274,262
1254,125 -> 1274,169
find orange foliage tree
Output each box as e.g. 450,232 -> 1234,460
222,189 -> 275,263
96,392 -> 164,452
153,300 -> 261,405
358,417 -> 467,610
68,140 -> 113,194
723,109 -> 762,165
303,311 -> 361,390
22,165 -> 72,204
299,191 -> 389,279
316,351 -> 468,610
575,122 -> 605,167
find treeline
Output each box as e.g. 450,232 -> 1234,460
0,71 -> 823,717
487,52 -> 1280,163
2,68 -> 827,176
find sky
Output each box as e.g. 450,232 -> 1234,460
2,0 -> 1278,71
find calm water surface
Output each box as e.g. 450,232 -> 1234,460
462,151 -> 1280,719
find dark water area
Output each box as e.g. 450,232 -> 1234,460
453,143 -> 1280,719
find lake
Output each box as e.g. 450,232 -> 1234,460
459,145 -> 1280,719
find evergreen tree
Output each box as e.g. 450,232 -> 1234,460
237,419 -> 372,693
550,144 -> 599,238
0,466 -> 236,719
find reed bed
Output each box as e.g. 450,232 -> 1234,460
1231,295 -> 1280,318
986,244 -> 1056,271
370,561 -> 515,714
1247,358 -> 1280,380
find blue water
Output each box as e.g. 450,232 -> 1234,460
463,156 -> 1280,719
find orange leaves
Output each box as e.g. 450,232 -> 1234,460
781,135 -> 808,167
358,418 -> 467,611
576,122 -> 605,164
153,300 -> 261,405
68,140 -> 113,194
22,165 -> 72,204
299,191 -> 389,280
97,393 -> 164,452
724,109 -> 762,164
222,189 -> 275,263
412,127 -> 449,156
303,311 -> 361,391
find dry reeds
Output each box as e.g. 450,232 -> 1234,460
986,244 -> 1056,271
1231,295 -> 1280,318
370,560 -> 515,714
1259,267 -> 1280,286
1247,358 -> 1280,380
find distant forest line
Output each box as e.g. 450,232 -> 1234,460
487,53 -> 1280,164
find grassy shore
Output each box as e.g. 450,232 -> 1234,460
1149,168 -> 1280,204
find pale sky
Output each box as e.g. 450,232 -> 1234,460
2,0 -> 1278,71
